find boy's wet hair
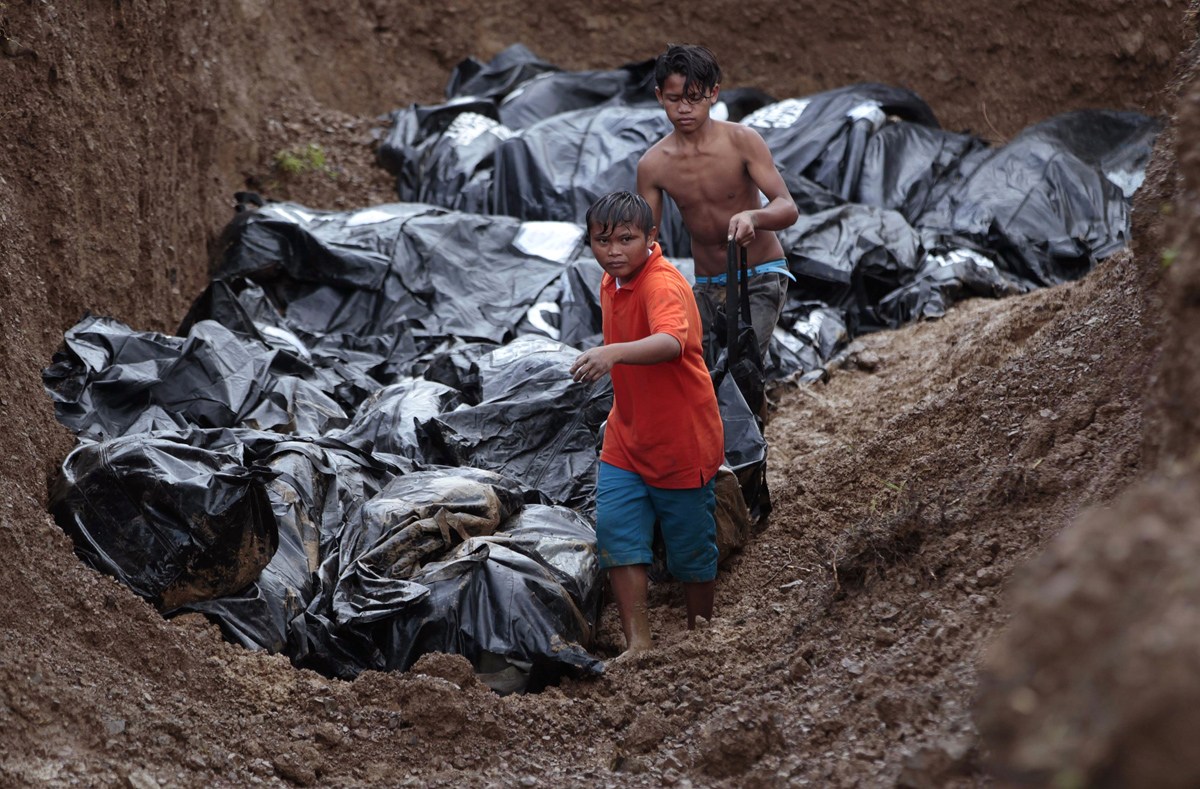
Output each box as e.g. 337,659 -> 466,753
654,43 -> 722,99
585,191 -> 655,237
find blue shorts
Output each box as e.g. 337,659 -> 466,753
595,462 -> 718,583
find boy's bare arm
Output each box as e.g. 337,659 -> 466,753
727,127 -> 800,245
636,156 -> 665,230
570,333 -> 681,383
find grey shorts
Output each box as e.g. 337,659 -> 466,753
693,272 -> 789,365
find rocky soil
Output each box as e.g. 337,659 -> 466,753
2,1 -> 1198,786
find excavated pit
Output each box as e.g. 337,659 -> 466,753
2,2 -> 1198,786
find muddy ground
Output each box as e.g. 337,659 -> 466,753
2,1 -> 1199,786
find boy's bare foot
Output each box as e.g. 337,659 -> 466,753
606,641 -> 651,668
609,564 -> 653,654
627,633 -> 653,653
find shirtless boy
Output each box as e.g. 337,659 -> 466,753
637,43 -> 799,364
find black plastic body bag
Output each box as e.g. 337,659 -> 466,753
712,241 -> 771,525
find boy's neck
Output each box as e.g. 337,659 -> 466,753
671,117 -> 718,146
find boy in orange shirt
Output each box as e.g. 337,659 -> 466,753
571,191 -> 724,657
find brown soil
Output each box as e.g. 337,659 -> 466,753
2,1 -> 1197,786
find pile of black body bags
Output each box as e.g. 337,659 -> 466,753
44,44 -> 1159,691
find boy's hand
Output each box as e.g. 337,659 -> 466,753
570,346 -> 619,383
728,211 -> 757,246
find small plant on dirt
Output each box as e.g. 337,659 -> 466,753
1161,247 -> 1179,269
273,143 -> 334,178
867,476 -> 908,516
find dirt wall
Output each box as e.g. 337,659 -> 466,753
976,10 -> 1200,785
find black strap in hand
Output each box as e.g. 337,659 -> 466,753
725,240 -> 750,366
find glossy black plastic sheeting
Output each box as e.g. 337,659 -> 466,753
378,50 -> 1160,364
43,48 -> 1162,690
45,204 -> 769,688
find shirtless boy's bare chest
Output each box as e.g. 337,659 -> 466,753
656,149 -> 757,243
658,150 -> 752,214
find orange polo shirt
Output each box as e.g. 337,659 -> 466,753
599,243 -> 724,489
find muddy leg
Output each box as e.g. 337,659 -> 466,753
684,580 -> 715,629
608,565 -> 653,654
